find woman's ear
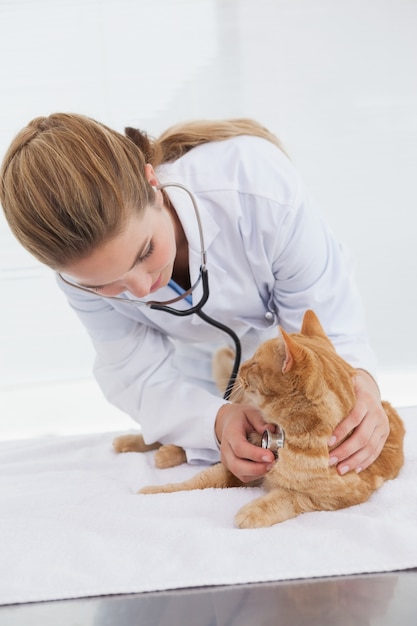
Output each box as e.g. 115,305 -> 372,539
144,163 -> 159,187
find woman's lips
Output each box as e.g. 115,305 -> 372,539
150,274 -> 162,292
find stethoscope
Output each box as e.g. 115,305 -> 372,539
58,182 -> 241,400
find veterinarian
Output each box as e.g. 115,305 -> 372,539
0,114 -> 389,482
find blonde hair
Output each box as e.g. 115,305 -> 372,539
126,118 -> 286,166
0,113 -> 285,269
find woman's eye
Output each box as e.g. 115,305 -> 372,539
138,241 -> 154,263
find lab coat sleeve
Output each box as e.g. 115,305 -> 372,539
58,281 -> 224,461
268,181 -> 378,374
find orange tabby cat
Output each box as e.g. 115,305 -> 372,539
114,310 -> 405,528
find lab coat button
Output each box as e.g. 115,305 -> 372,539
264,311 -> 274,321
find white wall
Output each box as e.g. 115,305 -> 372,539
1,0 -> 416,435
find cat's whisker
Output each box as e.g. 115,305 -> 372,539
214,374 -> 243,397
225,377 -> 244,400
216,375 -> 236,386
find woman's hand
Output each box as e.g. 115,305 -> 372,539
328,370 -> 390,475
215,403 -> 275,483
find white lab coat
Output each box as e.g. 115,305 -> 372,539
59,136 -> 377,463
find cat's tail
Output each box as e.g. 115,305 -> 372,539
212,347 -> 244,401
139,463 -> 247,495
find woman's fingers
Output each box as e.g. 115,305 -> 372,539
328,371 -> 389,475
215,403 -> 275,482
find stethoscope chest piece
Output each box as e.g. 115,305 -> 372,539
261,426 -> 285,458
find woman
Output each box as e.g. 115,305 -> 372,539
0,113 -> 389,482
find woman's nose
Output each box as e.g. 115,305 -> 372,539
123,271 -> 152,298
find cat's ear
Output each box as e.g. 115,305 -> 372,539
300,310 -> 325,336
301,310 -> 334,347
279,328 -> 305,373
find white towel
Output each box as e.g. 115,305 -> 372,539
0,407 -> 416,606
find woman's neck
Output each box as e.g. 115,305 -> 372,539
164,193 -> 190,290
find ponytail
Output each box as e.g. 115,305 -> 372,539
125,118 -> 286,167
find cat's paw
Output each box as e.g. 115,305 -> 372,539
235,501 -> 272,529
154,444 -> 187,469
113,434 -> 143,453
113,434 -> 160,454
235,491 -> 296,528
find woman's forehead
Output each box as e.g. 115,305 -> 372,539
61,209 -> 154,286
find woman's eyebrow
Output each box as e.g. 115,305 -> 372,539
79,240 -> 150,289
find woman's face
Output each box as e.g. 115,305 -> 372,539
61,203 -> 178,298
